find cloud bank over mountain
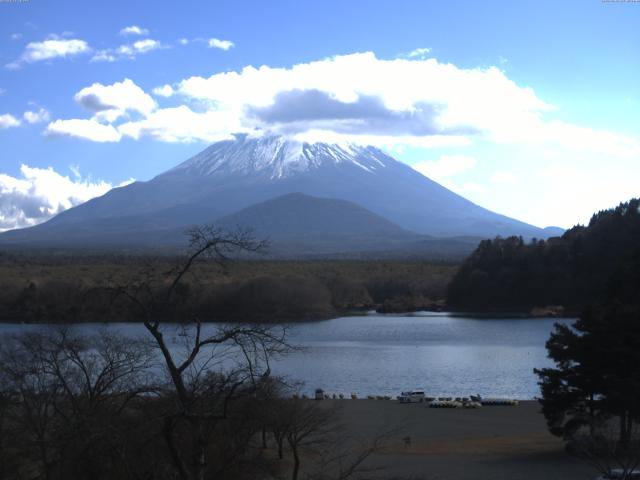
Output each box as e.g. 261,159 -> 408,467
41,51 -> 638,162
39,52 -> 548,146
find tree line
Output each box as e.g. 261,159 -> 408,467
0,253 -> 454,323
447,198 -> 640,312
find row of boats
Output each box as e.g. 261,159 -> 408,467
397,390 -> 518,407
307,389 -> 518,407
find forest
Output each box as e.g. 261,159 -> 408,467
447,198 -> 640,313
5,199 -> 640,323
0,251 -> 455,324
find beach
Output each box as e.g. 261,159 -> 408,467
331,400 -> 592,480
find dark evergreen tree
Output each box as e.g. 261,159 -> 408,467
535,306 -> 640,437
535,247 -> 640,477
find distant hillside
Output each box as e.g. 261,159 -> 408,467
215,192 -> 414,255
446,198 -> 640,312
217,192 -> 414,239
213,193 -> 485,258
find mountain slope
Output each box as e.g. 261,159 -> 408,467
217,192 -> 414,239
214,192 -> 429,255
0,134 -> 560,252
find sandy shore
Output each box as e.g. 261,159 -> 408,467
329,400 -> 592,480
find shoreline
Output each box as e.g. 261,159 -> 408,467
0,308 -> 577,325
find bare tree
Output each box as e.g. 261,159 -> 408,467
267,396 -> 396,480
110,226 -> 291,480
308,427 -> 397,480
1,331 -> 66,479
568,416 -> 640,479
0,328 -> 156,480
282,399 -> 340,480
0,368 -> 19,480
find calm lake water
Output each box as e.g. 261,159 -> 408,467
0,312 -> 572,400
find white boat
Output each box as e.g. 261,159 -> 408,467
397,390 -> 426,403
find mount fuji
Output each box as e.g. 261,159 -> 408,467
0,134 -> 562,255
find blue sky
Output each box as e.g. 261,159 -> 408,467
1,0 -> 639,231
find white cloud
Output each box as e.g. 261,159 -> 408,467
46,79 -> 156,142
412,154 -> 479,195
152,84 -> 175,97
118,105 -> 242,143
451,140 -> 640,229
207,38 -> 234,50
47,51 -> 640,162
69,164 -> 81,178
0,164 -> 134,231
0,88 -> 6,96
460,181 -> 487,194
74,78 -> 156,122
91,39 -> 163,62
10,33 -> 22,40
90,50 -> 117,63
23,108 -> 50,124
119,25 -> 149,36
178,38 -> 189,45
531,159 -> 640,228
540,120 -> 640,158
413,154 -> 477,182
119,39 -> 162,56
0,114 -> 21,129
490,171 -> 517,184
410,152 -> 499,199
164,52 -> 555,145
8,38 -> 90,68
406,47 -> 432,58
46,119 -> 123,142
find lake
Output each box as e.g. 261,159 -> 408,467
0,312 -> 571,400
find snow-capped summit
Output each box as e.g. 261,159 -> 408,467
167,134 -> 390,179
0,133 -> 563,252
